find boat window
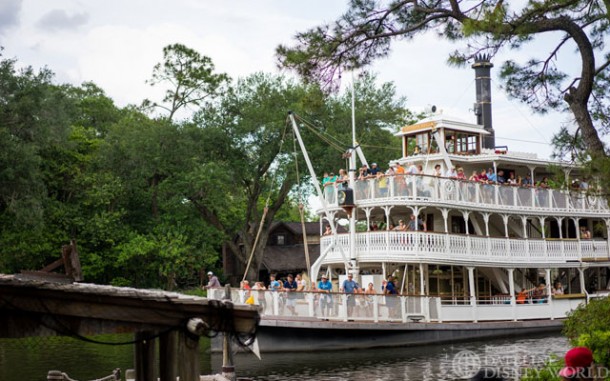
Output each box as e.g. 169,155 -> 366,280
276,234 -> 286,245
416,133 -> 429,154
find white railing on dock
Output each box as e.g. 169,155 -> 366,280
325,175 -> 609,214
320,232 -> 610,265
207,289 -> 586,324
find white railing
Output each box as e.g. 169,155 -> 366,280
324,175 -> 609,214
320,232 -> 610,265
207,289 -> 586,323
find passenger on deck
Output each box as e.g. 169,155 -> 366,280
476,169 -> 489,183
317,274 -> 333,318
269,274 -> 281,291
322,172 -> 331,186
580,227 -> 592,239
407,163 -> 419,175
531,283 -> 547,303
433,164 -> 442,177
445,167 -> 457,178
369,162 -> 381,175
487,168 -> 497,183
407,214 -> 426,232
553,282 -> 564,295
394,219 -> 407,231
323,225 -> 333,236
296,273 -> 307,292
252,281 -> 267,310
522,174 -> 533,186
340,273 -> 360,316
537,177 -> 550,188
337,169 -> 349,187
469,170 -> 479,181
456,167 -> 466,179
497,170 -> 506,184
384,276 -> 399,318
283,274 -> 298,315
507,172 -> 517,185
364,282 -> 376,317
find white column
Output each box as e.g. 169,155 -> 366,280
467,267 -> 476,305
606,219 -> 610,259
557,217 -> 565,259
502,214 -> 510,238
441,208 -> 449,233
578,268 -> 586,294
521,216 -> 528,239
419,263 -> 425,296
468,267 -> 477,322
482,213 -> 490,237
508,268 -> 515,303
545,268 -> 553,320
364,207 -> 372,231
508,268 -> 516,322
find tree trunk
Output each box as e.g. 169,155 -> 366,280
565,90 -> 606,155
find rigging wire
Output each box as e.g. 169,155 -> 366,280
294,114 -> 347,152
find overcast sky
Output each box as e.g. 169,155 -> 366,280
1,0 -> 584,160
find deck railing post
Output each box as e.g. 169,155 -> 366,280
401,296 -> 407,323
436,297 -> 443,323
341,294 -> 348,321
272,291 -> 279,315
221,285 -> 235,381
373,294 -> 379,323
307,291 -> 315,317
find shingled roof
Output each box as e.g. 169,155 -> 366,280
261,245 -> 321,272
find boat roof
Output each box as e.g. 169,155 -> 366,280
395,114 -> 490,137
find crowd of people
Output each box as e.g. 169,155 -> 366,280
204,269 -> 406,318
322,162 -> 589,192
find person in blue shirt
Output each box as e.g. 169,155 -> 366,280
384,276 -> 399,318
284,274 -> 298,315
317,274 -> 333,317
269,274 -> 281,291
341,273 -> 360,316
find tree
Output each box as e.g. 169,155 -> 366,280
276,0 -> 610,159
186,71 -> 410,280
145,43 -> 230,121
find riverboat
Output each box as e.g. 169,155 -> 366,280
210,56 -> 610,353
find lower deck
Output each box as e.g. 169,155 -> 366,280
212,288 -> 602,324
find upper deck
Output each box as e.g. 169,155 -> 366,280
322,174 -> 609,217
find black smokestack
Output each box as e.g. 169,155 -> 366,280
472,54 -> 495,149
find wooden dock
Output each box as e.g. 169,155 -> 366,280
0,274 -> 259,381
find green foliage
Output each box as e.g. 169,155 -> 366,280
0,48 -> 412,288
563,297 -> 610,368
145,43 -> 230,121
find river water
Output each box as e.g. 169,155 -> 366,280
0,333 -> 568,381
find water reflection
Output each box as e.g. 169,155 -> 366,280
215,333 -> 569,381
0,333 -> 568,381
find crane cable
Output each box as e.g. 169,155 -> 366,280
241,120 -> 290,283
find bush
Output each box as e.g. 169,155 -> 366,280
563,296 -> 610,369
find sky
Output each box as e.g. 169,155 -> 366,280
0,0 -> 582,160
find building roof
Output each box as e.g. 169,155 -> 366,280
262,245 -> 321,272
395,114 -> 490,137
271,221 -> 321,236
